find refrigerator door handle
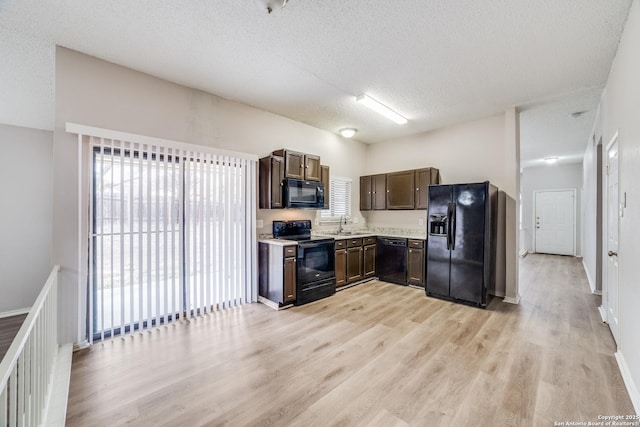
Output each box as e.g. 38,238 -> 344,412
449,202 -> 456,250
446,202 -> 453,250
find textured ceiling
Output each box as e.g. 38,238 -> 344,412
0,0 -> 633,165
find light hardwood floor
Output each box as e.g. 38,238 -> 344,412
0,314 -> 26,361
66,254 -> 635,426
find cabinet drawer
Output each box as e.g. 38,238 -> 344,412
363,236 -> 376,246
408,239 -> 424,249
347,238 -> 363,248
335,240 -> 347,250
284,246 -> 297,258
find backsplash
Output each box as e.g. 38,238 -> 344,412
257,208 -> 428,239
365,226 -> 426,238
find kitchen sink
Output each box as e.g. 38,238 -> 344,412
321,231 -> 369,236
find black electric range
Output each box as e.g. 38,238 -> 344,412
273,220 -> 336,305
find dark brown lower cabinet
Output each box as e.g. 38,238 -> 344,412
407,239 -> 425,286
335,249 -> 347,287
363,242 -> 376,278
346,247 -> 363,283
258,242 -> 297,306
336,237 -> 376,287
283,257 -> 296,304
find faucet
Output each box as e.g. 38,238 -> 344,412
338,215 -> 346,234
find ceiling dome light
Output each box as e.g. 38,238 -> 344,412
256,0 -> 289,14
339,128 -> 357,138
544,157 -> 559,164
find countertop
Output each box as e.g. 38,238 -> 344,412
259,230 -> 427,245
258,238 -> 298,246
313,229 -> 426,240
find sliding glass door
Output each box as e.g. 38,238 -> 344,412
91,140 -> 255,341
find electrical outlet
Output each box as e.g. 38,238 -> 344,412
256,220 -> 264,229
353,217 -> 359,224
315,219 -> 319,225
418,218 -> 424,226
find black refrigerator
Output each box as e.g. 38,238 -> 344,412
426,182 -> 498,307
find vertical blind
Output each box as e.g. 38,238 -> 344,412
320,177 -> 352,221
90,136 -> 257,342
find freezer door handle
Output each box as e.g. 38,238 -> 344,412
449,202 -> 456,250
447,202 -> 456,250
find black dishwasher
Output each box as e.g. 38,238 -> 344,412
376,237 -> 407,285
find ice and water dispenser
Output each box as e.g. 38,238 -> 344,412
429,214 -> 448,236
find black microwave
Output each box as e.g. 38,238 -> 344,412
283,178 -> 325,208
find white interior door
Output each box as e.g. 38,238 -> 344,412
605,136 -> 619,343
534,190 -> 575,255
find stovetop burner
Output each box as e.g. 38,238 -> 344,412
272,219 -> 333,244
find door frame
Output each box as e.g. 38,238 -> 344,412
602,130 -> 619,328
533,188 -> 577,256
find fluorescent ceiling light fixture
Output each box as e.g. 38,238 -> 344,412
339,128 -> 357,138
544,157 -> 559,164
356,95 -> 408,125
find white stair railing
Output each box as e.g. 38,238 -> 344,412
0,265 -> 60,427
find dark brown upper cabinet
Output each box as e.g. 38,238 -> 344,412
259,155 -> 285,209
273,149 -> 321,181
360,174 -> 386,211
360,167 -> 440,211
321,165 -> 330,209
415,168 -> 441,209
386,170 -> 415,209
305,154 -> 321,181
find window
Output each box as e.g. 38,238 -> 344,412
320,177 -> 352,221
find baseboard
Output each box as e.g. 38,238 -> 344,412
73,340 -> 91,352
503,294 -> 521,304
592,289 -> 602,296
44,343 -> 73,427
0,307 -> 31,319
337,277 -> 377,292
598,305 -> 607,323
519,250 -> 528,258
582,259 -> 597,294
257,296 -> 292,311
615,351 -> 640,415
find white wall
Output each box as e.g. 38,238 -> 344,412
364,114 -> 507,232
520,163 -> 583,256
54,47 -> 367,343
365,112 -> 520,301
582,121 -> 603,294
0,124 -> 53,314
366,114 -> 511,191
592,0 -> 640,411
